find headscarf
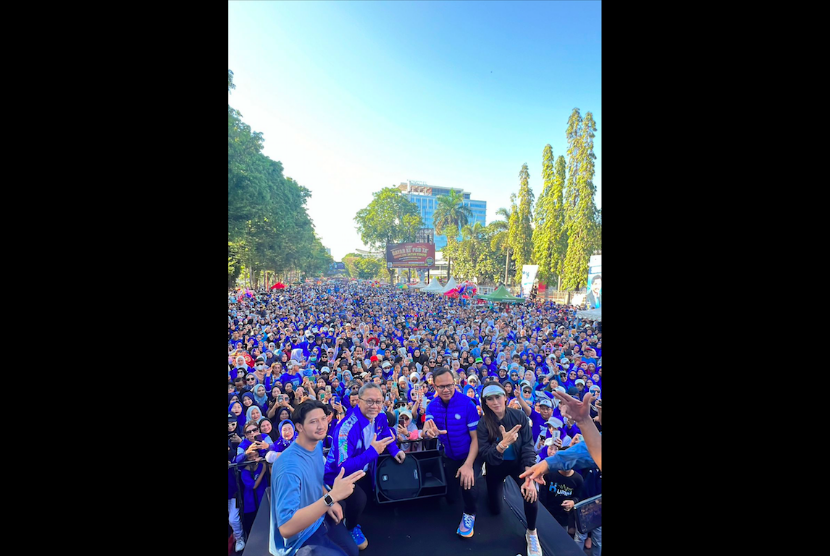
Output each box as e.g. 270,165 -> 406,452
246,404 -> 264,424
462,384 -> 480,407
395,408 -> 420,452
275,406 -> 292,425
228,400 -> 247,429
252,383 -> 269,408
276,419 -> 296,449
258,418 -> 275,444
519,379 -> 536,404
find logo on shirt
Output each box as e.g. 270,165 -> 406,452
455,414 -> 461,420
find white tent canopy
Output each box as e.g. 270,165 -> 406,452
421,279 -> 444,293
441,277 -> 458,293
410,278 -> 427,289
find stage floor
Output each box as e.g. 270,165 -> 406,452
242,473 -> 588,556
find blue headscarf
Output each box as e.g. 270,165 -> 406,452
246,404 -> 264,424
275,419 -> 296,449
462,384 -> 480,407
252,383 -> 269,408
228,400 -> 247,429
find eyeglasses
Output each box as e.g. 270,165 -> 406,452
360,398 -> 383,406
434,384 -> 455,391
245,429 -> 259,434
247,377 -> 256,381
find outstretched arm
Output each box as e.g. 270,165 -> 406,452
551,390 -> 601,471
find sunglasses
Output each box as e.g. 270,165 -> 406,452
246,377 -> 256,381
245,429 -> 259,434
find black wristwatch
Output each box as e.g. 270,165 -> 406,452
323,493 -> 334,506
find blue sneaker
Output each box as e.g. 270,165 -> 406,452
350,524 -> 368,550
457,513 -> 475,538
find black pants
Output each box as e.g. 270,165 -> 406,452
484,459 -> 538,530
296,514 -> 359,556
242,511 -> 256,539
340,473 -> 371,531
443,456 -> 481,516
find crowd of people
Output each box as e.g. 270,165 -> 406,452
228,279 -> 602,556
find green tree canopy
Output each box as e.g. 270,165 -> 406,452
510,163 -> 535,283
354,188 -> 423,284
533,146 -> 568,288
562,109 -> 600,290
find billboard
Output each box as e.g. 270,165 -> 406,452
385,243 -> 435,268
520,265 -> 539,297
586,255 -> 602,308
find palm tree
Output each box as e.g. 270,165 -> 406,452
433,190 -> 473,279
488,205 -> 514,285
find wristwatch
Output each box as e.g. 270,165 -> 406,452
323,493 -> 334,507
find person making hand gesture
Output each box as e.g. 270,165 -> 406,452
271,400 -> 363,556
477,383 -> 542,556
423,367 -> 482,539
323,383 -> 404,551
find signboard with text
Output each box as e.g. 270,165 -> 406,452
385,243 -> 435,268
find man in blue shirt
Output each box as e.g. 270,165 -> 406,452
423,367 -> 481,539
270,400 -> 365,556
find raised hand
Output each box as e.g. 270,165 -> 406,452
498,424 -> 522,446
329,467 -> 366,502
369,433 -> 395,455
423,419 -> 447,439
551,390 -> 594,424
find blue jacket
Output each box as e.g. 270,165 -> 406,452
323,405 -> 401,487
425,391 -> 480,462
544,433 -> 601,471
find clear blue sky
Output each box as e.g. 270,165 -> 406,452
228,1 -> 601,261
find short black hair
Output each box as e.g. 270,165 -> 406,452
591,274 -> 602,283
291,400 -> 327,425
431,366 -> 455,384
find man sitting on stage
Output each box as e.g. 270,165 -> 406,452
270,400 -> 366,556
423,367 -> 481,539
324,383 -> 404,550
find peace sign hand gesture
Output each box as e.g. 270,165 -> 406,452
498,424 -> 521,446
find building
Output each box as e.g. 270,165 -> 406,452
397,180 -> 486,249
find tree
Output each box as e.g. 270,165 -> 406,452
533,146 -> 569,290
433,189 -> 473,280
510,163 -> 534,284
562,109 -> 601,290
489,206 -> 514,285
228,70 -> 332,286
354,188 -> 423,284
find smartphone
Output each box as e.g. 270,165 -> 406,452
326,385 -> 331,393
278,395 -> 284,403
253,433 -> 262,442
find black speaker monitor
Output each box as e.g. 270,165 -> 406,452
376,454 -> 420,501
